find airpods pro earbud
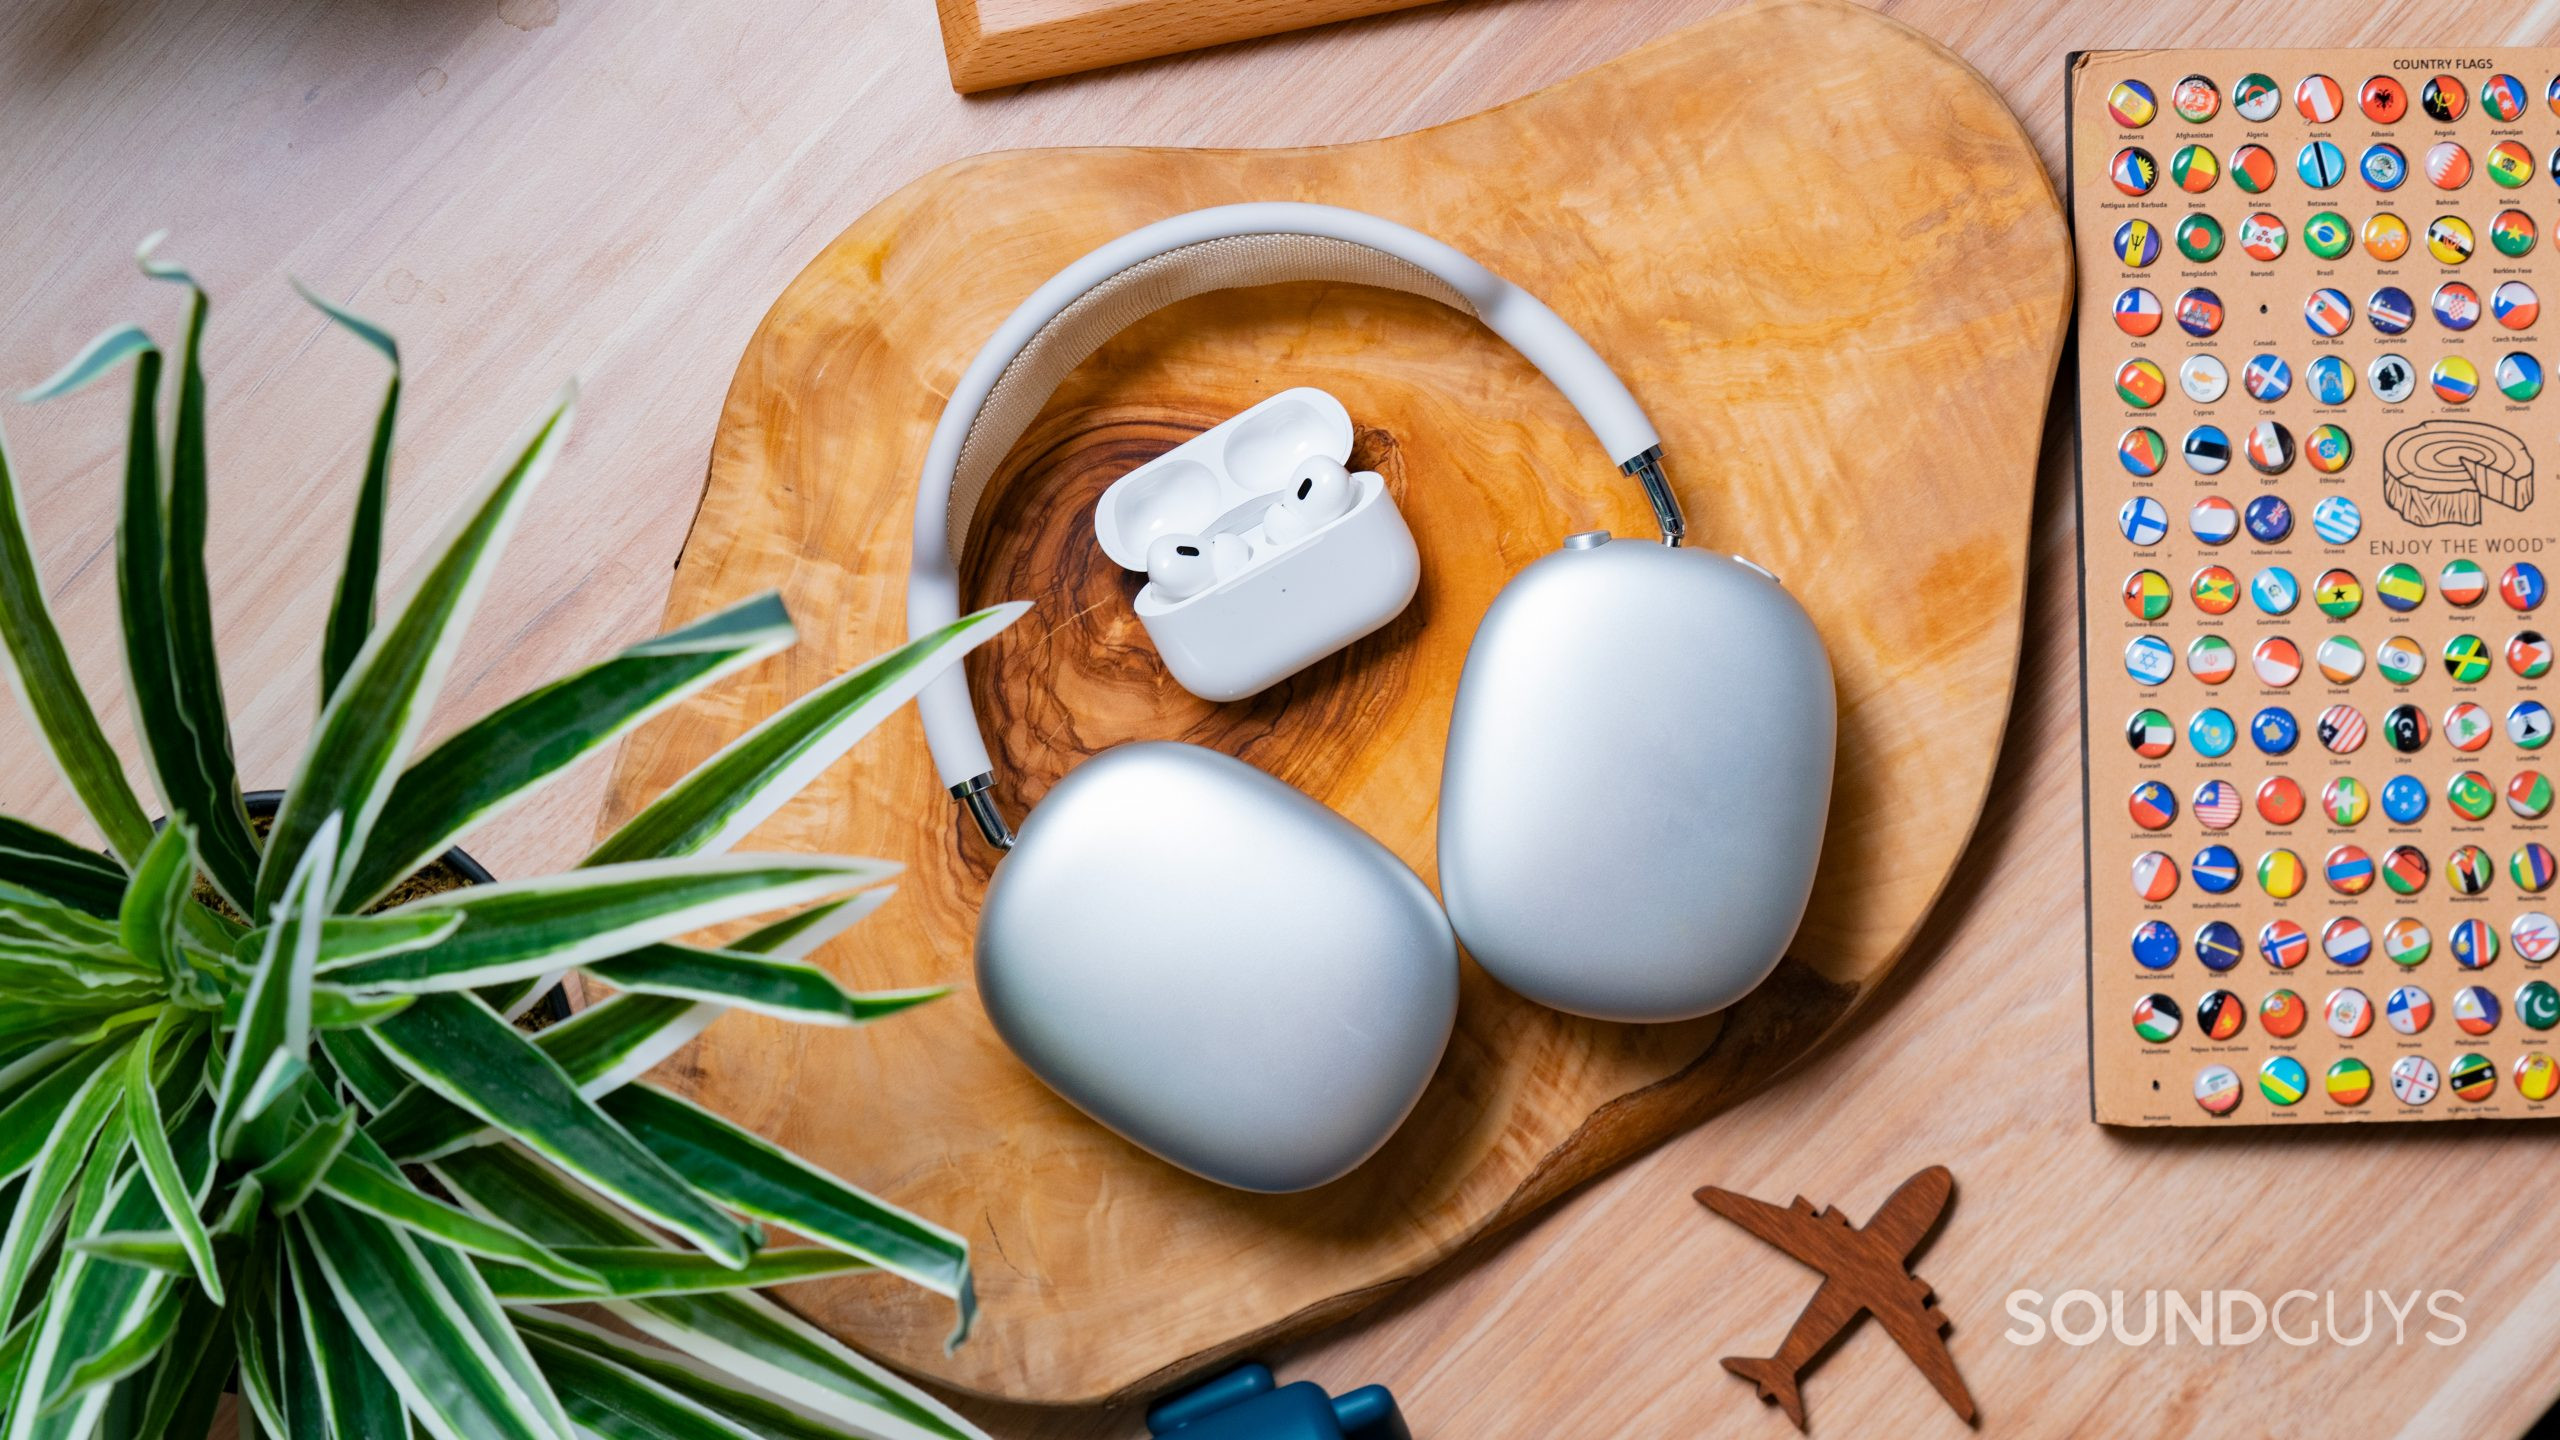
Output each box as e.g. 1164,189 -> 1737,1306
1262,456 -> 1357,546
1145,532 -> 1251,601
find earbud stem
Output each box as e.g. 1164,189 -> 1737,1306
952,773 -> 1016,850
1623,447 -> 1684,547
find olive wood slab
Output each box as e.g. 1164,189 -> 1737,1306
598,0 -> 2069,1405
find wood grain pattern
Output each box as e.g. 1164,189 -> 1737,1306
601,0 -> 2069,1404
10,1 -> 2560,1435
935,0 -> 1447,92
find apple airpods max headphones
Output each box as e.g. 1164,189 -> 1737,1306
906,203 -> 1836,1192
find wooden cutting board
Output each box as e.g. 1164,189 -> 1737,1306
598,0 -> 2069,1406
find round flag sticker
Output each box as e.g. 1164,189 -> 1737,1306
2382,773 -> 2429,823
2326,986 -> 2373,1038
2230,142 -> 2278,193
2126,634 -> 2176,685
2177,287 -> 2225,337
2316,703 -> 2365,754
2297,74 -> 2345,123
2195,1064 -> 2242,1116
2262,989 -> 2308,1038
2245,423 -> 2294,475
2239,212 -> 2288,261
2517,1052 -> 2559,1102
2502,562 -> 2546,611
2315,569 -> 2362,618
2174,214 -> 2223,263
2234,73 -> 2282,122
2494,280 -> 2540,330
2257,1055 -> 2308,1107
2390,1054 -> 2438,1106
2383,702 -> 2432,753
2323,843 -> 2374,894
2487,140 -> 2535,189
2362,74 -> 2409,123
2130,780 -> 2178,830
2509,767 -> 2553,816
2455,985 -> 2503,1035
2492,208 -> 2538,258
2190,708 -> 2237,759
2132,850 -> 2180,901
2261,919 -> 2310,970
2370,353 -> 2417,403
2172,74 -> 2220,122
2427,216 -> 2475,266
2367,286 -> 2415,336
2441,559 -> 2488,608
2496,353 -> 2543,402
2189,634 -> 2238,684
2113,286 -> 2163,335
2303,286 -> 2353,335
2258,774 -> 2304,825
2448,1052 -> 2497,1102
2253,704 -> 2299,755
2326,1057 -> 2374,1106
2191,564 -> 2239,614
2316,634 -> 2366,684
2324,775 -> 2370,825
2200,988 -> 2245,1037
2307,355 -> 2354,407
2196,921 -> 2244,972
2303,213 -> 2352,261
2451,916 -> 2497,968
2179,353 -> 2228,403
2170,143 -> 2219,193
2364,213 -> 2411,262
2251,566 -> 2299,615
2191,841 -> 2241,892
2110,79 -> 2158,128
2483,73 -> 2528,121
2449,701 -> 2493,753
2119,426 -> 2168,476
2446,632 -> 2493,681
2449,843 -> 2495,895
2518,975 -> 2560,1025
2323,915 -> 2373,966
2259,847 -> 2306,898
2433,281 -> 2481,331
2114,219 -> 2162,267
2305,424 -> 2351,473
2432,356 -> 2480,404
2123,568 -> 2172,620
2118,357 -> 2168,407
2420,73 -> 2465,121
2297,140 -> 2345,189
2193,778 -> 2242,831
2383,844 -> 2431,896
2377,635 -> 2428,685
2358,143 -> 2405,190
2243,354 -> 2292,402
2186,429 -> 2234,479
2427,140 -> 2472,190
2517,842 -> 2558,893
2386,984 -> 2434,1035
2244,493 -> 2292,541
2312,495 -> 2361,544
2384,916 -> 2431,967
2449,769 -> 2498,820
2377,562 -> 2426,612
2132,993 -> 2182,1043
2133,918 -> 2179,969
2127,707 -> 2177,757
2511,699 -> 2554,749
2253,637 -> 2299,688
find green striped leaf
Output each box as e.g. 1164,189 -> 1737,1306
345,590 -> 799,908
584,944 -> 944,1028
35,1272 -> 183,1413
238,911 -> 465,970
130,1266 -> 231,1440
368,994 -> 752,1266
481,1244 -> 871,1304
0,411 -> 153,868
518,1321 -> 764,1440
604,1085 -> 972,1344
284,1224 -> 407,1439
216,814 -> 335,1158
0,816 -> 125,920
230,1227 -> 293,1438
0,1043 -> 127,1185
2,1156 -> 177,1440
321,854 -> 890,995
115,822 -> 205,1003
259,381 -> 577,918
298,1192 -> 571,1440
316,1131 -> 600,1293
318,1028 -> 411,1114
135,236 -> 265,915
516,1310 -> 852,1440
123,1015 -> 221,1300
0,1044 -> 130,1330
294,281 -> 403,711
587,602 -> 1027,864
221,983 -> 414,1033
63,1233 -> 192,1275
249,1106 -> 354,1214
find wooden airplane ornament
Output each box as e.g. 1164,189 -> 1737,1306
1694,1165 -> 1976,1431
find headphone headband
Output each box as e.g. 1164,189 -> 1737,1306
903,203 -> 1679,843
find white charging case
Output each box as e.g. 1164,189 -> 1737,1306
1095,389 -> 1419,702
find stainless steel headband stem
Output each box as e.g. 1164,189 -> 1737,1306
953,773 -> 1016,850
1622,447 -> 1685,547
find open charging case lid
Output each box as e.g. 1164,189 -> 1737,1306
1092,388 -> 1355,569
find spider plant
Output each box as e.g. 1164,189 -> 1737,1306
0,239 -> 1025,1440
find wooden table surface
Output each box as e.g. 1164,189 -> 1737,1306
2,1 -> 2554,1437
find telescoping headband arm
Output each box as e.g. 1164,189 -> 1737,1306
905,202 -> 1678,849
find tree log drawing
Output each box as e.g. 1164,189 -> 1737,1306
2382,420 -> 2536,527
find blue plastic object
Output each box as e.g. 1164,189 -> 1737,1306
1146,1364 -> 1411,1440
